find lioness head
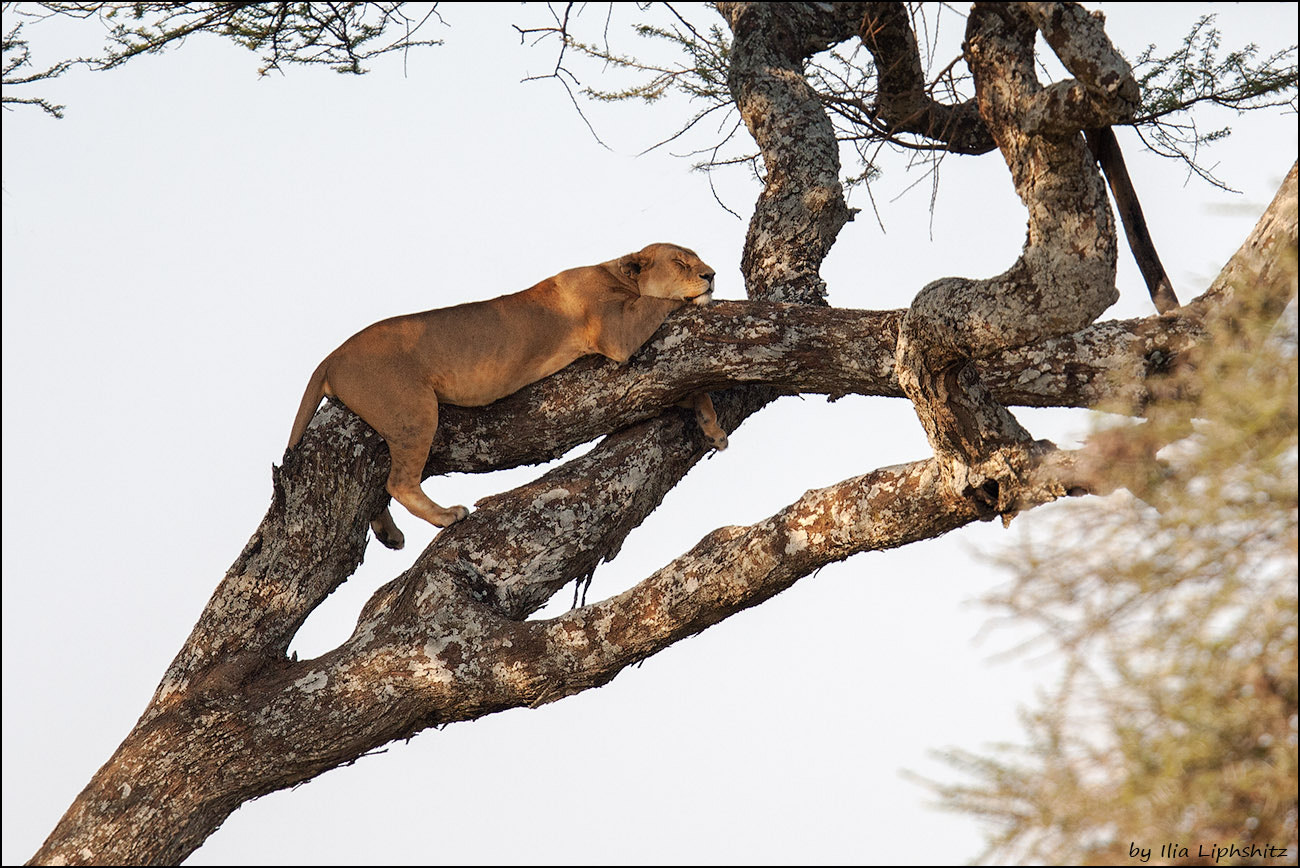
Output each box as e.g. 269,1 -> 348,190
617,242 -> 716,305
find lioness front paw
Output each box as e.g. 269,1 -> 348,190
697,420 -> 727,451
438,505 -> 470,527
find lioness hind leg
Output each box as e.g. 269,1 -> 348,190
385,438 -> 471,530
684,392 -> 728,451
370,505 -> 406,550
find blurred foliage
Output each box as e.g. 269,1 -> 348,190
924,253 -> 1299,864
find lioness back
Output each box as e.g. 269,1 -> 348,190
325,280 -> 597,409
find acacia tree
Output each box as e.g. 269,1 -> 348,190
10,2 -> 1297,864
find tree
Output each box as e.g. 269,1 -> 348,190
2,3 -> 1295,864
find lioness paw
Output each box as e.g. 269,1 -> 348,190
371,507 -> 406,550
441,505 -> 471,526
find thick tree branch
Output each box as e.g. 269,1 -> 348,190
1190,161 -> 1299,322
412,302 -> 1202,478
31,446 -> 1093,867
717,1 -> 858,304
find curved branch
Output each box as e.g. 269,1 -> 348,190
893,1 -> 1133,511
856,2 -> 997,154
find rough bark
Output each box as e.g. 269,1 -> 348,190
717,0 -> 857,305
28,2 -> 1299,864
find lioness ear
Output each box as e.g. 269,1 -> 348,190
616,252 -> 646,280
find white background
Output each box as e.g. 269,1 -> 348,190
3,3 -> 1296,864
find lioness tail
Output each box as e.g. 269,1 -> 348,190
287,359 -> 329,450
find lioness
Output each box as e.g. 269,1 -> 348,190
287,242 -> 727,549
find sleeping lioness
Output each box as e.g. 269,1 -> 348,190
287,242 -> 727,549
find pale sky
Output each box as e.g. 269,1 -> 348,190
3,3 -> 1296,865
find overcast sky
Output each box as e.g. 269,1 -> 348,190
3,3 -> 1297,865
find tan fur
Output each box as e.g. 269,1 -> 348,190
287,242 -> 727,549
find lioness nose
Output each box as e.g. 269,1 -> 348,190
702,271 -> 715,285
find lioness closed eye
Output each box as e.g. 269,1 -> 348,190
286,242 -> 728,550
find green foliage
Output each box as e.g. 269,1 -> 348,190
575,20 -> 731,106
1136,15 -> 1297,120
1132,14 -> 1298,189
1,8 -> 71,116
6,3 -> 1294,204
925,260 -> 1300,864
73,1 -> 441,74
556,9 -> 741,171
1,1 -> 442,115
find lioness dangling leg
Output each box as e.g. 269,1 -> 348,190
685,392 -> 727,451
379,402 -> 470,532
370,506 -> 406,551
